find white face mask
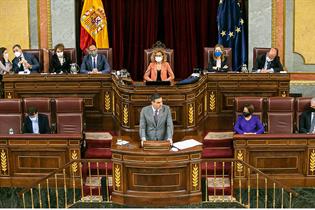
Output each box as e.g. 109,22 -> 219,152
29,115 -> 38,121
56,52 -> 63,58
14,51 -> 21,57
155,56 -> 163,63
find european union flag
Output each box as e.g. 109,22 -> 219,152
217,0 -> 247,71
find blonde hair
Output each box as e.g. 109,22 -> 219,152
212,44 -> 226,62
150,48 -> 168,63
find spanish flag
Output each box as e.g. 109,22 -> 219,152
80,0 -> 109,51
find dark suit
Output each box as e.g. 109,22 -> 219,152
208,56 -> 228,72
23,114 -> 50,134
49,54 -> 71,73
252,54 -> 283,72
299,110 -> 315,133
139,105 -> 173,141
12,52 -> 40,73
80,54 -> 110,74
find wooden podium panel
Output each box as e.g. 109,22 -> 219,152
2,73 -> 289,136
0,134 -> 81,187
234,134 -> 315,187
111,137 -> 202,207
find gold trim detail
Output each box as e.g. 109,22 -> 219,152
281,91 -> 287,97
309,149 -> 315,175
7,92 -> 12,99
1,149 -> 8,175
123,105 -> 128,125
46,0 -> 52,49
104,92 -> 111,112
114,165 -> 121,190
188,104 -> 194,125
204,94 -> 207,112
236,150 -> 244,173
112,94 -> 115,113
71,150 -> 78,173
192,164 -> 199,191
209,91 -> 216,112
271,0 -> 276,48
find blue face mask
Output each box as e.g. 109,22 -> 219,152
214,51 -> 222,57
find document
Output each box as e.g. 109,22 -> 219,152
172,139 -> 202,150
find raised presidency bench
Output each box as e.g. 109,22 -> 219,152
111,136 -> 202,207
234,134 -> 315,187
2,73 -> 289,137
0,134 -> 81,187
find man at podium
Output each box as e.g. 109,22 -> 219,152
139,93 -> 173,147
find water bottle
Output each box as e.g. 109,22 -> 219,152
241,64 -> 248,73
8,128 -> 14,135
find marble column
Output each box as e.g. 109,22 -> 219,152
51,0 -> 76,48
248,0 -> 272,70
29,0 -> 39,49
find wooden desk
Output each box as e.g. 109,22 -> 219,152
2,73 -> 289,137
111,136 -> 202,207
234,134 -> 315,187
0,134 -> 81,187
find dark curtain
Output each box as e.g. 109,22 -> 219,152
78,0 -> 218,80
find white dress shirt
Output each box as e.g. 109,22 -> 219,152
29,116 -> 39,134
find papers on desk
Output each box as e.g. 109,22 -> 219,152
116,139 -> 129,146
172,139 -> 202,150
18,70 -> 31,75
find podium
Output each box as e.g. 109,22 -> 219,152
111,137 -> 202,207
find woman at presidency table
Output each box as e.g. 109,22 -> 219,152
208,44 -> 229,72
234,104 -> 265,134
144,49 -> 175,82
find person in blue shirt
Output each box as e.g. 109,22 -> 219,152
12,44 -> 40,73
80,44 -> 110,74
23,107 -> 50,134
234,104 -> 264,134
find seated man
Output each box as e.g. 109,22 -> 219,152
252,48 -> 283,73
80,44 -> 110,74
139,93 -> 173,147
23,107 -> 50,134
12,44 -> 40,73
299,97 -> 315,134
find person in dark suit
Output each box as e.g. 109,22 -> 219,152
252,48 -> 283,73
23,107 -> 50,134
80,44 -> 110,74
208,44 -> 229,72
139,93 -> 173,147
12,44 -> 40,73
299,98 -> 315,134
49,43 -> 71,74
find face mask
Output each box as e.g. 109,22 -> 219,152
29,115 -> 38,121
14,51 -> 21,57
310,107 -> 315,112
90,51 -> 97,57
56,52 -> 63,58
155,56 -> 163,63
3,53 -> 9,60
243,112 -> 251,117
214,51 -> 222,57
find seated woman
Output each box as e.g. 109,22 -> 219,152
49,43 -> 71,74
0,47 -> 12,76
234,104 -> 264,134
208,44 -> 228,72
144,49 -> 175,82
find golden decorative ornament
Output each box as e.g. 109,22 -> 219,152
209,91 -> 216,111
105,92 -> 111,111
188,104 -> 194,124
309,150 -> 315,175
114,165 -> 121,190
236,150 -> 244,173
123,105 -> 128,125
192,164 -> 199,190
71,150 -> 78,173
1,149 -> 8,175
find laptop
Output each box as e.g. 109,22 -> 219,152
145,81 -> 171,86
